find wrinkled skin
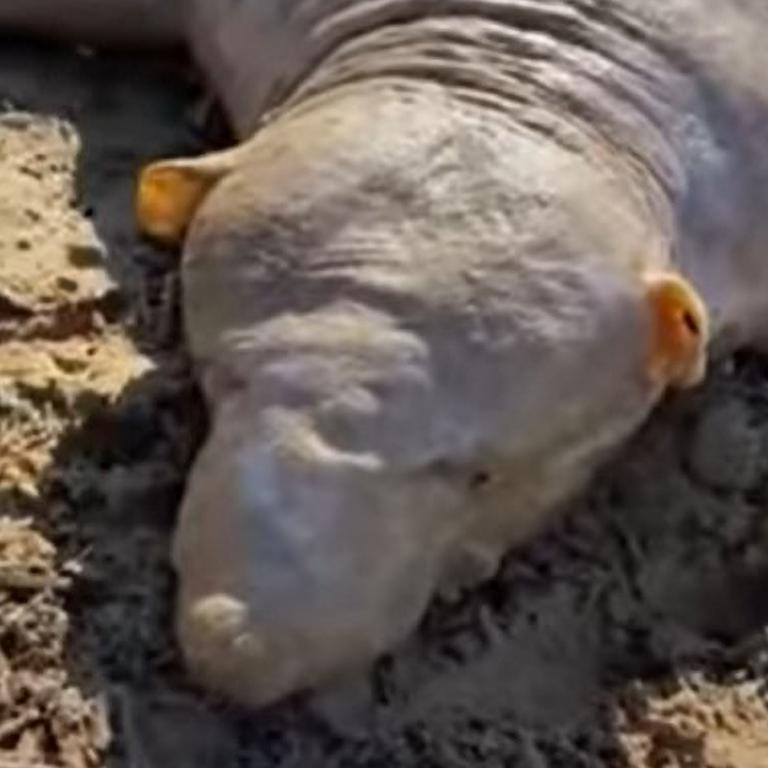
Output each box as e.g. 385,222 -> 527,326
176,84 -> 670,703
3,0 -> 768,707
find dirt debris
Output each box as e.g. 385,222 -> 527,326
618,675 -> 768,768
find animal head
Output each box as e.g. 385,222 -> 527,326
136,84 -> 711,707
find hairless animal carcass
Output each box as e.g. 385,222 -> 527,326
3,0 -> 767,708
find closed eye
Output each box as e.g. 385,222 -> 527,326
469,470 -> 492,490
682,310 -> 700,336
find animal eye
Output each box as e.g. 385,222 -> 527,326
469,470 -> 492,490
682,310 -> 699,336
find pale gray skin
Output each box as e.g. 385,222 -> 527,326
3,0 -> 768,706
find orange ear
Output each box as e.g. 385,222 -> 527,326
136,160 -> 217,246
135,148 -> 240,246
643,272 -> 709,390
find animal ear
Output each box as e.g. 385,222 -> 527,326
135,149 -> 237,246
643,271 -> 709,390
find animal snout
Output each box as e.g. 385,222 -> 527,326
172,404 -> 455,707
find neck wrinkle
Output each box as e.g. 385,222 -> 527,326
281,9 -> 682,257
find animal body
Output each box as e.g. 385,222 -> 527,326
2,0 -> 766,708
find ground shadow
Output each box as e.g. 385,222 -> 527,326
0,35 -> 768,768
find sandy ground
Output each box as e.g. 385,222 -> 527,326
1,36 -> 768,768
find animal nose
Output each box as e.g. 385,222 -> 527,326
178,592 -> 299,708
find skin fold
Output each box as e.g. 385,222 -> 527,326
2,0 -> 766,707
